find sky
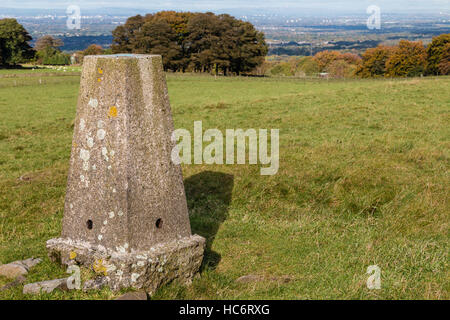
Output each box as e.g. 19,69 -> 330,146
0,0 -> 449,14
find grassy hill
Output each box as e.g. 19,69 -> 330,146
0,71 -> 448,299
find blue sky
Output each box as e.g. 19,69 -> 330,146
1,0 -> 449,13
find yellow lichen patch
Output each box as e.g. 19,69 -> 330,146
93,259 -> 108,276
69,251 -> 77,260
108,106 -> 118,118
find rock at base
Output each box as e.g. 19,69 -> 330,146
23,278 -> 69,295
0,258 -> 42,279
83,277 -> 108,292
19,258 -> 42,269
47,235 -> 205,295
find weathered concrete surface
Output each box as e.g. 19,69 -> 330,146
61,54 -> 192,250
0,258 -> 42,279
47,54 -> 205,294
47,235 -> 205,295
23,278 -> 69,295
82,276 -> 108,292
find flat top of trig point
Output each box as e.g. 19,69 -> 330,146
84,54 -> 161,59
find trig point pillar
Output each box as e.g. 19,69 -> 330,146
47,54 -> 205,294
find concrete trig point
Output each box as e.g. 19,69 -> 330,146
47,54 -> 205,294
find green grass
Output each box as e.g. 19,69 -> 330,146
0,73 -> 448,300
0,65 -> 82,75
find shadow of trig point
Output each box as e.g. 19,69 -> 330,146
47,54 -> 205,295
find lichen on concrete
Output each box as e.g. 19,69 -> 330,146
47,235 -> 205,294
47,54 -> 205,294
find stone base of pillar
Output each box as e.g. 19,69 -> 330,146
46,235 -> 205,295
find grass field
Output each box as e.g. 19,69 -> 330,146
0,65 -> 82,76
0,71 -> 448,300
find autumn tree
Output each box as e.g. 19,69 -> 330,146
356,45 -> 394,78
153,11 -> 192,44
341,52 -> 362,65
438,43 -> 450,75
228,19 -> 268,75
111,15 -> 146,53
34,35 -> 71,65
153,11 -> 193,71
0,18 -> 34,66
139,18 -> 184,71
35,35 -> 63,51
270,62 -> 293,76
186,13 -> 261,75
81,44 -> 105,56
313,51 -> 342,72
327,59 -> 357,78
0,37 -> 4,66
111,11 -> 267,74
112,13 -> 187,71
186,13 -> 221,73
385,40 -> 427,77
312,50 -> 360,78
295,57 -> 320,77
426,33 -> 450,75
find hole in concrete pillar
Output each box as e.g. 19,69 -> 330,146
86,220 -> 93,230
155,218 -> 163,229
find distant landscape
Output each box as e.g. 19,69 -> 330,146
2,7 -> 449,54
0,2 -> 449,301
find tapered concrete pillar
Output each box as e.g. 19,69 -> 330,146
47,54 -> 205,294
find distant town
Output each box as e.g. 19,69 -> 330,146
1,7 -> 449,55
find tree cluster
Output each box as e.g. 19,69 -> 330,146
70,44 -> 111,64
35,36 -> 108,66
426,34 -> 450,76
313,51 -> 361,78
111,11 -> 268,75
0,18 -> 34,66
1,15 -> 448,79
267,52 -> 362,78
35,35 -> 71,65
385,41 -> 427,77
437,43 -> 450,75
357,35 -> 450,78
267,56 -> 320,77
268,35 -> 450,79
